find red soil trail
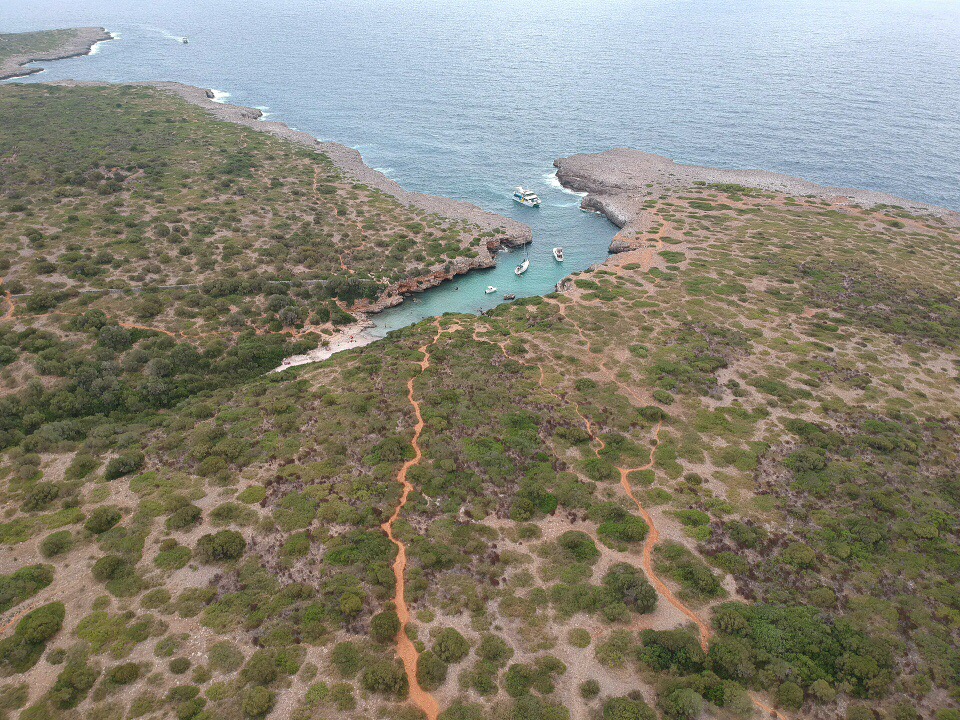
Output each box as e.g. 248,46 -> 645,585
489,320 -> 713,651
381,318 -> 453,720
0,602 -> 37,636
0,282 -> 14,322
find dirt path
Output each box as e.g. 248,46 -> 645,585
1,285 -> 14,322
381,319 -> 451,720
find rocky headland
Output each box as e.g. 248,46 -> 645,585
555,148 -> 958,253
0,27 -> 112,80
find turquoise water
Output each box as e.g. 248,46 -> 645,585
6,0 -> 959,335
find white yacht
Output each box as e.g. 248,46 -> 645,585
515,259 -> 530,275
485,285 -> 497,294
553,247 -> 565,262
513,186 -> 541,207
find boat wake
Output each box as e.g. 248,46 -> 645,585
137,25 -> 188,43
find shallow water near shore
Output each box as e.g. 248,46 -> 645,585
5,0 -> 960,334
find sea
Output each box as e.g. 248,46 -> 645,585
4,0 -> 959,337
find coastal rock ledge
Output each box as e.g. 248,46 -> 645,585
554,148 -> 956,253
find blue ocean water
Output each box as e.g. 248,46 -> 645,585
5,0 -> 959,334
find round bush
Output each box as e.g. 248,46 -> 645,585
195,530 -> 246,563
775,682 -> 804,711
568,628 -> 591,648
85,506 -> 122,534
16,602 -> 65,643
109,662 -> 140,685
580,679 -> 601,699
170,657 -> 191,675
433,627 -> 470,663
166,504 -> 202,531
416,650 -> 448,690
241,686 -> 275,718
370,609 -> 400,644
40,530 -> 73,558
104,451 -> 145,480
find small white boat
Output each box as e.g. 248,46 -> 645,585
553,247 -> 565,262
485,286 -> 497,294
515,259 -> 530,275
180,38 -> 189,44
513,186 -> 541,207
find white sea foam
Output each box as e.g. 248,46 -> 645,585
253,105 -> 273,119
373,167 -> 394,176
209,89 -> 231,104
544,170 -> 587,197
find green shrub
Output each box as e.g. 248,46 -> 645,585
603,696 -> 657,720
775,682 -> 804,710
108,662 -> 140,684
49,659 -> 99,709
331,642 -> 361,677
166,504 -> 202,531
557,531 -> 600,564
603,563 -> 657,614
568,628 -> 591,648
0,564 -> 54,613
477,634 -> 513,666
580,679 -> 601,699
416,650 -> 448,690
360,658 -> 408,697
433,627 -> 470,663
104,451 -> 145,480
237,485 -> 267,504
22,482 -> 60,511
103,450 -> 146,480
209,641 -> 244,673
370,608 -> 400,644
241,686 -> 275,717
16,601 -> 65,643
195,530 -> 246,562
639,629 -> 706,674
659,688 -> 704,720
85,506 -> 122,534
170,657 -> 191,674
40,531 -> 73,558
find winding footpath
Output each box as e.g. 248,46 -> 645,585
380,319 -> 449,720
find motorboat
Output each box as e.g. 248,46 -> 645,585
512,186 -> 541,207
553,247 -> 565,262
485,286 -> 497,294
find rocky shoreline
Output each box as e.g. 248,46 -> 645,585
156,83 -> 531,247
0,27 -> 112,81
555,148 -> 958,252
155,83 -> 532,311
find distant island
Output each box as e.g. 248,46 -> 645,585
2,28 -> 960,720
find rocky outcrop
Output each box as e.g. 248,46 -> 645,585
555,149 -> 957,251
0,27 -> 113,80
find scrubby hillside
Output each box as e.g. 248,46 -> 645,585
2,86 -> 960,720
